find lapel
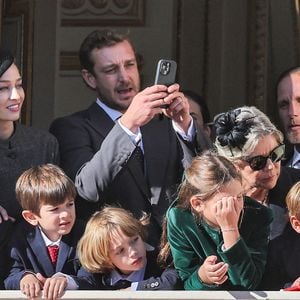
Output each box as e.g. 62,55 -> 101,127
144,250 -> 161,279
142,116 -> 171,205
56,234 -> 73,272
85,103 -> 178,202
126,150 -> 151,199
87,102 -> 151,199
29,227 -> 55,277
86,102 -> 115,138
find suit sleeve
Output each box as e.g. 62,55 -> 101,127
50,117 -> 136,203
4,247 -> 32,290
136,267 -> 182,290
74,123 -> 137,202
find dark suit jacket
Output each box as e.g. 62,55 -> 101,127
50,102 -> 205,247
268,166 -> 300,239
4,220 -> 90,290
261,226 -> 300,290
78,249 -> 182,290
269,166 -> 300,208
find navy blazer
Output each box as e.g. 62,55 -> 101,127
50,102 -> 205,247
78,249 -> 182,290
4,220 -> 90,290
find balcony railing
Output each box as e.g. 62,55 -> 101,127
0,290 -> 300,299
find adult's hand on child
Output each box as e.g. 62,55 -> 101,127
37,273 -> 67,300
20,273 -> 42,299
198,255 -> 228,285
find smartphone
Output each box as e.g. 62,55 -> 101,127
154,59 -> 177,86
154,59 -> 177,108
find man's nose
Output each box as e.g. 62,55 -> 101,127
288,100 -> 300,116
118,66 -> 129,82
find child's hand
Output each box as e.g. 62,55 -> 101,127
20,273 -> 42,298
37,273 -> 67,299
198,255 -> 228,285
214,196 -> 243,230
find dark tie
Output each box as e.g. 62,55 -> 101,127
133,145 -> 144,173
47,245 -> 59,266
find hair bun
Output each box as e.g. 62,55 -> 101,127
215,109 -> 251,149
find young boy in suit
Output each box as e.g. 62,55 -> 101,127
262,181 -> 300,290
4,164 -> 90,298
77,207 -> 182,290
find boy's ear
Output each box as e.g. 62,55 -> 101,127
81,69 -> 97,89
22,210 -> 39,226
290,215 -> 300,234
190,196 -> 204,214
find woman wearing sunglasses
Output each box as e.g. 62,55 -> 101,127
214,106 -> 300,240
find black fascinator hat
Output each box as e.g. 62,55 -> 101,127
0,48 -> 14,77
214,108 -> 256,154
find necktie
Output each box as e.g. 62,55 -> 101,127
133,146 -> 144,173
47,245 -> 59,266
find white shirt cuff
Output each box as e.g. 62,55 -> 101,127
118,120 -> 142,145
172,118 -> 195,142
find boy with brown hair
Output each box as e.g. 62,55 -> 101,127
4,164 -> 90,298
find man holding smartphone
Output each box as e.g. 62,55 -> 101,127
50,29 -> 209,248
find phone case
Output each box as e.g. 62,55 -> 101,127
154,59 -> 177,86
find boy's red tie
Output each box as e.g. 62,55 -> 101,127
47,245 -> 59,265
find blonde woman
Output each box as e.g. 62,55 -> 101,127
214,106 -> 300,239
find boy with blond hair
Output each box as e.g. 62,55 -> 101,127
77,207 -> 181,290
4,164 -> 90,298
262,181 -> 300,290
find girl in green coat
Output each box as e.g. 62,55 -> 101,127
161,151 -> 272,290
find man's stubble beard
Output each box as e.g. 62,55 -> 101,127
287,131 -> 300,145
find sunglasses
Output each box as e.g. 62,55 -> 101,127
245,144 -> 285,171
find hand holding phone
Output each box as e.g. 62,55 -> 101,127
154,59 -> 177,108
